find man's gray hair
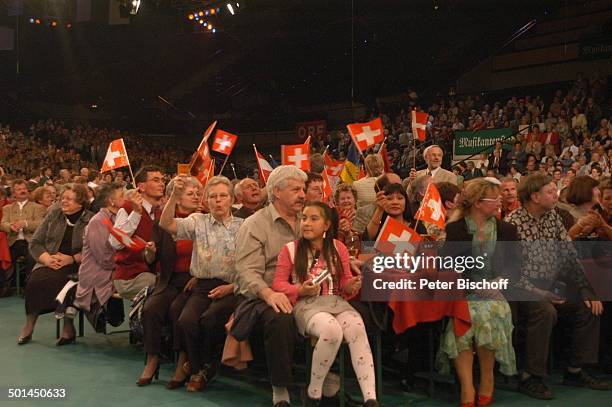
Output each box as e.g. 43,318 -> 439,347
166,176 -> 202,198
234,180 -> 243,200
423,144 -> 443,159
266,165 -> 307,203
204,176 -> 234,201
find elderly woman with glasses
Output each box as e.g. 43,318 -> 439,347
18,184 -> 94,346
159,175 -> 243,393
436,178 -> 520,407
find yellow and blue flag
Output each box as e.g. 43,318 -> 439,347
340,143 -> 361,184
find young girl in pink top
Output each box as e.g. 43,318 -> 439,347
272,201 -> 378,406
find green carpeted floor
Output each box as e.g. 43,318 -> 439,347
1,295 -> 611,406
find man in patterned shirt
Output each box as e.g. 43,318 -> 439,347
506,173 -> 611,399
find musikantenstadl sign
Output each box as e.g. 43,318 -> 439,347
453,128 -> 513,156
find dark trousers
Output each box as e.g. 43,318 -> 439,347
171,278 -> 236,375
142,273 -> 191,355
520,301 -> 600,377
234,294 -> 297,388
2,240 -> 35,288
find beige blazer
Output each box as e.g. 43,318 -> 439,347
415,167 -> 457,185
0,201 -> 47,246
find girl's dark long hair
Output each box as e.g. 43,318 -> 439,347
294,201 -> 343,287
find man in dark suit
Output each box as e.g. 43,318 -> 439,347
462,161 -> 484,180
488,149 -> 508,175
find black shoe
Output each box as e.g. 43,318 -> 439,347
363,400 -> 379,407
518,375 -> 553,400
301,387 -> 321,407
274,402 -> 291,407
563,369 -> 612,390
56,336 -> 76,346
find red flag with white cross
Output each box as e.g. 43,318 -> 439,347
347,117 -> 384,152
323,151 -> 344,177
195,158 -> 215,186
321,170 -> 333,202
281,142 -> 311,171
189,121 -> 217,177
411,110 -> 429,142
212,129 -> 238,155
100,138 -> 130,173
415,183 -> 445,229
103,218 -> 146,252
374,216 -> 422,256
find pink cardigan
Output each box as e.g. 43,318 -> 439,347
272,239 -> 353,304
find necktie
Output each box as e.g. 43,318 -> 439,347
150,206 -> 160,220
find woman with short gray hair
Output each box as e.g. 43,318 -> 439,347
158,174 -> 243,392
204,176 -> 233,199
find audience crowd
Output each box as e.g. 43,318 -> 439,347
1,73 -> 611,407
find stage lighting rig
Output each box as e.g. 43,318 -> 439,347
120,0 -> 142,16
130,0 -> 142,15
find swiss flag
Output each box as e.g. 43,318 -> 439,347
323,151 -> 344,177
378,143 -> 391,173
415,183 -> 445,229
100,139 -> 129,173
281,142 -> 311,171
189,121 -> 217,176
103,218 -> 146,252
196,158 -> 215,186
321,170 -> 333,202
212,129 -> 238,155
347,117 -> 384,152
412,110 -> 429,142
254,145 -> 273,186
374,216 -> 422,256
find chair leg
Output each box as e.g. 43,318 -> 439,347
56,319 -> 60,339
306,339 -> 312,381
339,345 -> 345,407
78,310 -> 84,337
428,325 -> 435,398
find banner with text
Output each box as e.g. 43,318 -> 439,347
296,120 -> 327,141
453,128 -> 513,156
